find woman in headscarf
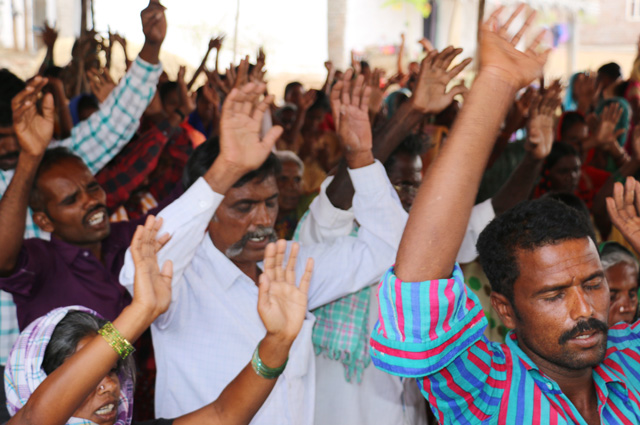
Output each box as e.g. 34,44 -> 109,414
5,216 -> 313,425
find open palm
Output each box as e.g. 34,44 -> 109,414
258,241 -> 314,341
330,69 -> 372,157
219,82 -> 282,172
12,77 -> 54,157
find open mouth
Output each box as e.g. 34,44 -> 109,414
86,210 -> 106,227
249,236 -> 267,242
95,403 -> 115,415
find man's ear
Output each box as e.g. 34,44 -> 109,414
490,292 -> 517,330
32,211 -> 54,234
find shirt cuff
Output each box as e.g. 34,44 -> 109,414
346,160 -> 388,197
185,177 -> 224,214
308,175 -> 355,228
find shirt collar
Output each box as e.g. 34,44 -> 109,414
200,234 -> 263,291
49,237 -> 87,265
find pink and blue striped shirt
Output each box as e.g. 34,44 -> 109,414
370,264 -> 640,424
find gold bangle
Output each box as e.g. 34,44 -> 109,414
98,322 -> 135,360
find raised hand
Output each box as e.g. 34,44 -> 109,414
141,0 -> 167,45
594,102 -> 625,147
258,240 -> 313,341
209,34 -> 225,51
177,65 -> 196,116
218,82 -> 283,173
525,93 -> 556,160
298,89 -> 317,112
41,21 -> 58,49
129,215 -> 173,323
607,177 -> 640,253
368,68 -> 386,115
12,76 -> 54,158
86,68 -> 116,103
410,46 -> 471,114
479,5 -> 549,90
330,69 -> 374,168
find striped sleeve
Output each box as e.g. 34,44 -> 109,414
370,263 -> 488,377
54,57 -> 163,175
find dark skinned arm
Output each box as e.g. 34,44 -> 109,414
395,6 -> 549,281
326,47 -> 472,210
0,78 -> 54,275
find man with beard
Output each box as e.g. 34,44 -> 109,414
119,70 -> 407,425
369,5 -> 640,424
0,75 -> 282,332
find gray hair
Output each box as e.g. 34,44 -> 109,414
601,250 -> 640,272
274,150 -> 304,173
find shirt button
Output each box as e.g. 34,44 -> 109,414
82,251 -> 89,257
546,383 -> 553,390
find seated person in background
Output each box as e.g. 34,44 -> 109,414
5,216 -> 314,425
369,6 -> 640,423
600,241 -> 639,324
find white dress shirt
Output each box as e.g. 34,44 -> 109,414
296,175 -> 427,425
120,160 -> 407,424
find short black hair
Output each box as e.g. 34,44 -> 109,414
545,142 -> 580,171
598,62 -> 622,81
384,133 -> 429,173
29,147 -> 84,212
284,82 -> 302,99
77,94 -> 99,116
182,137 -> 281,189
158,81 -> 178,104
559,112 -> 586,140
0,69 -> 26,127
477,198 -> 597,304
542,192 -> 591,224
42,310 -> 136,384
308,90 -> 330,113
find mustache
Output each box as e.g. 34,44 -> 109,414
225,227 -> 276,258
82,204 -> 107,224
558,318 -> 608,345
0,151 -> 19,162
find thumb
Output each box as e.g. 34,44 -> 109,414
447,83 -> 469,100
262,125 -> 284,150
160,260 -> 173,285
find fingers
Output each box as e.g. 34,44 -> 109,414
447,57 -> 472,80
274,239 -> 287,283
511,10 -> 537,46
285,242 -> 299,285
298,258 -> 314,296
447,83 -> 468,100
160,260 -> 173,283
12,76 -> 48,111
498,4 -> 526,38
263,242 -> 277,281
261,126 -> 284,151
341,69 -> 354,108
130,225 -> 145,265
257,272 -> 271,308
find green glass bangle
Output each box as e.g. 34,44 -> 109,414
98,322 -> 135,360
251,342 -> 288,379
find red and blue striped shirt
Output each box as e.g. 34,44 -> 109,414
370,264 -> 640,424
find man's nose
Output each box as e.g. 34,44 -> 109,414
569,287 -> 594,321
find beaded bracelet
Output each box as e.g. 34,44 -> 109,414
251,342 -> 288,379
98,322 -> 135,360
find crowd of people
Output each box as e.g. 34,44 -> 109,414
2,0 -> 640,423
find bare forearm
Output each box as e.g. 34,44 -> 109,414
53,88 -> 72,139
188,49 -> 213,90
395,73 -> 517,281
0,154 -> 41,275
174,334 -> 292,425
9,306 -> 152,425
491,152 -> 543,215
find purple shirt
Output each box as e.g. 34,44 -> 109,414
0,221 -> 137,330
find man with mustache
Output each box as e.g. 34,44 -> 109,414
119,69 -> 407,424
370,5 -> 640,424
0,75 -> 282,336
